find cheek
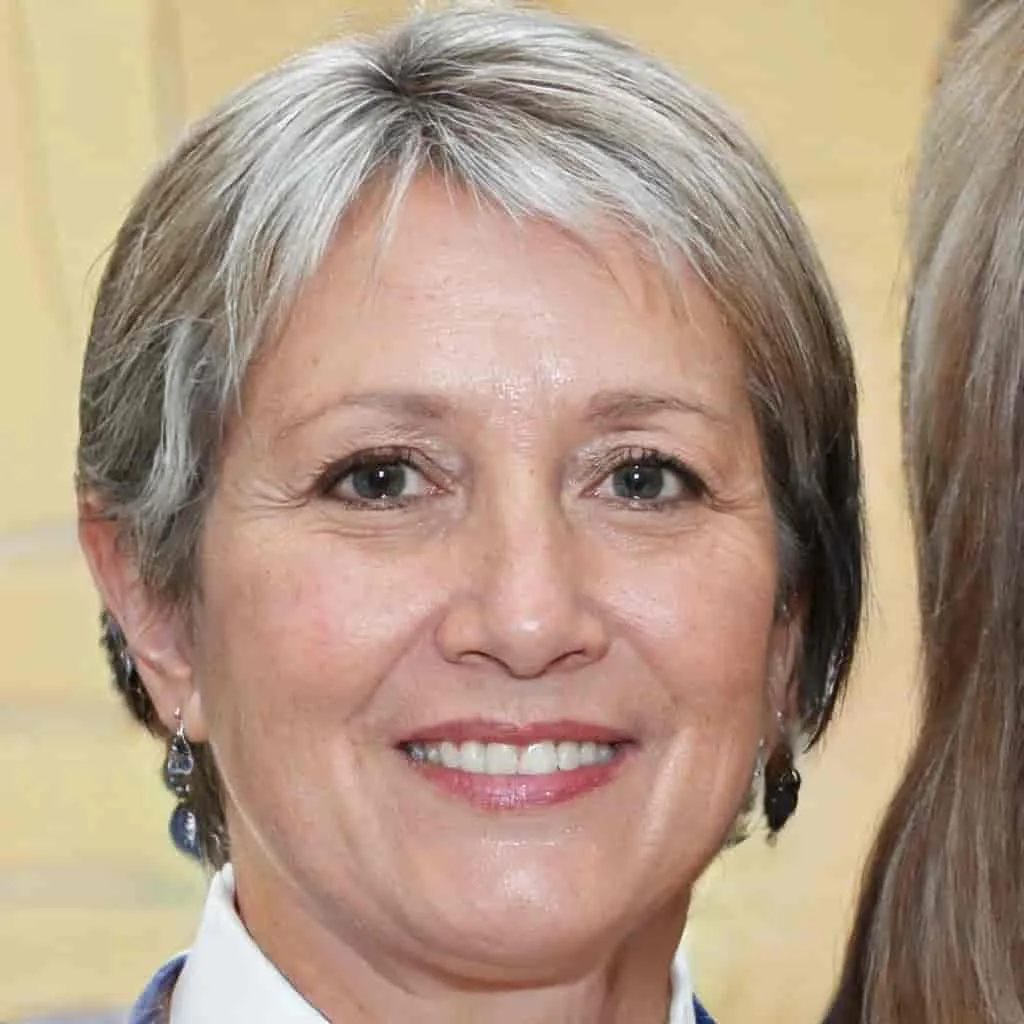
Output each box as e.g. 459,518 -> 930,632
604,526 -> 779,712
584,526 -> 778,884
194,526 -> 442,736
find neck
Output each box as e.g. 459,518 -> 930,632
232,852 -> 689,1024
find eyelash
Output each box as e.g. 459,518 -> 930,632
588,446 -> 708,508
311,445 -> 708,510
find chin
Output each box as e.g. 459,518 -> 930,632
398,864 -> 651,977
418,907 -> 630,982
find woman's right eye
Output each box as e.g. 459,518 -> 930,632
324,455 -> 434,506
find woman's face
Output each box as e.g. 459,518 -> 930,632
191,176 -> 792,977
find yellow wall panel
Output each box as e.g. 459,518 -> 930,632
0,0 -> 73,530
175,0 -> 408,117
0,0 -> 162,530
19,0 -> 162,331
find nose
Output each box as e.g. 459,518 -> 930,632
435,491 -> 610,679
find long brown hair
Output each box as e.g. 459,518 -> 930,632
831,4 -> 1024,1021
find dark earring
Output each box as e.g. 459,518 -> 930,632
164,708 -> 201,860
763,742 -> 801,835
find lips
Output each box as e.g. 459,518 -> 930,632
396,720 -> 634,810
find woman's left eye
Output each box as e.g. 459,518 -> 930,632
594,454 -> 704,505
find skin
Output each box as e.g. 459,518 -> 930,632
82,175 -> 798,1023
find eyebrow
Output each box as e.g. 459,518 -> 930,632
583,389 -> 724,425
277,386 -> 722,442
276,391 -> 456,441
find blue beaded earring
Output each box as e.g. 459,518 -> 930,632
164,708 -> 201,860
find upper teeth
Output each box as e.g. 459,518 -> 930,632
404,740 -> 618,774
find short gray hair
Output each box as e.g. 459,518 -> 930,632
79,3 -> 862,862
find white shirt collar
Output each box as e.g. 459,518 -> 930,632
172,865 -> 697,1024
170,865 -> 325,1023
670,943 -> 699,1024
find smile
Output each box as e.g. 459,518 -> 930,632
396,722 -> 634,810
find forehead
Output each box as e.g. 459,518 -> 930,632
245,175 -> 748,428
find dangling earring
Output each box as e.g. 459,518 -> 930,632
763,738 -> 801,837
164,708 -> 201,860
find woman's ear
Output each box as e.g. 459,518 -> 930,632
767,592 -> 804,728
78,491 -> 207,741
759,595 -> 805,835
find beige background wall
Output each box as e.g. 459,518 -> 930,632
0,1 -> 951,1019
